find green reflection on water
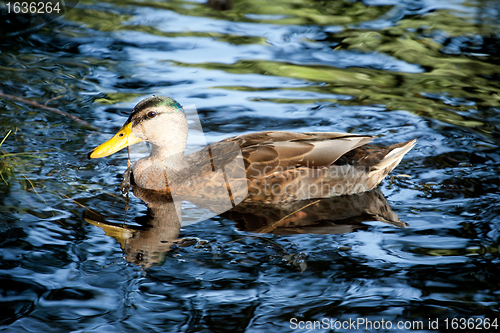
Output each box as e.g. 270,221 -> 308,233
170,59 -> 394,86
64,6 -> 267,45
94,93 -> 143,105
175,58 -> 497,135
413,246 -> 499,257
0,131 -> 48,195
78,0 -> 389,26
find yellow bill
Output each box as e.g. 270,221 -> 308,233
89,122 -> 143,159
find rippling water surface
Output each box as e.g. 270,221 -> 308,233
1,0 -> 500,332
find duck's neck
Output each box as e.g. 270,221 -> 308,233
149,141 -> 187,172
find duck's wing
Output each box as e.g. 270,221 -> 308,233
334,139 -> 417,170
222,131 -> 374,178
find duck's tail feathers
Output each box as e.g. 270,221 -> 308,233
370,139 -> 417,173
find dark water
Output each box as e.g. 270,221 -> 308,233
1,0 -> 500,332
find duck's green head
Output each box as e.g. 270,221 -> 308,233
88,96 -> 185,159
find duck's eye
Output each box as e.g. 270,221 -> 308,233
147,111 -> 157,118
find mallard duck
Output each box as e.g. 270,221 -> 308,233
89,96 -> 416,203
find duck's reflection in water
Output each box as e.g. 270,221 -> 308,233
84,188 -> 406,268
222,188 -> 406,235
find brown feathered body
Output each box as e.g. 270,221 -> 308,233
132,131 -> 416,204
